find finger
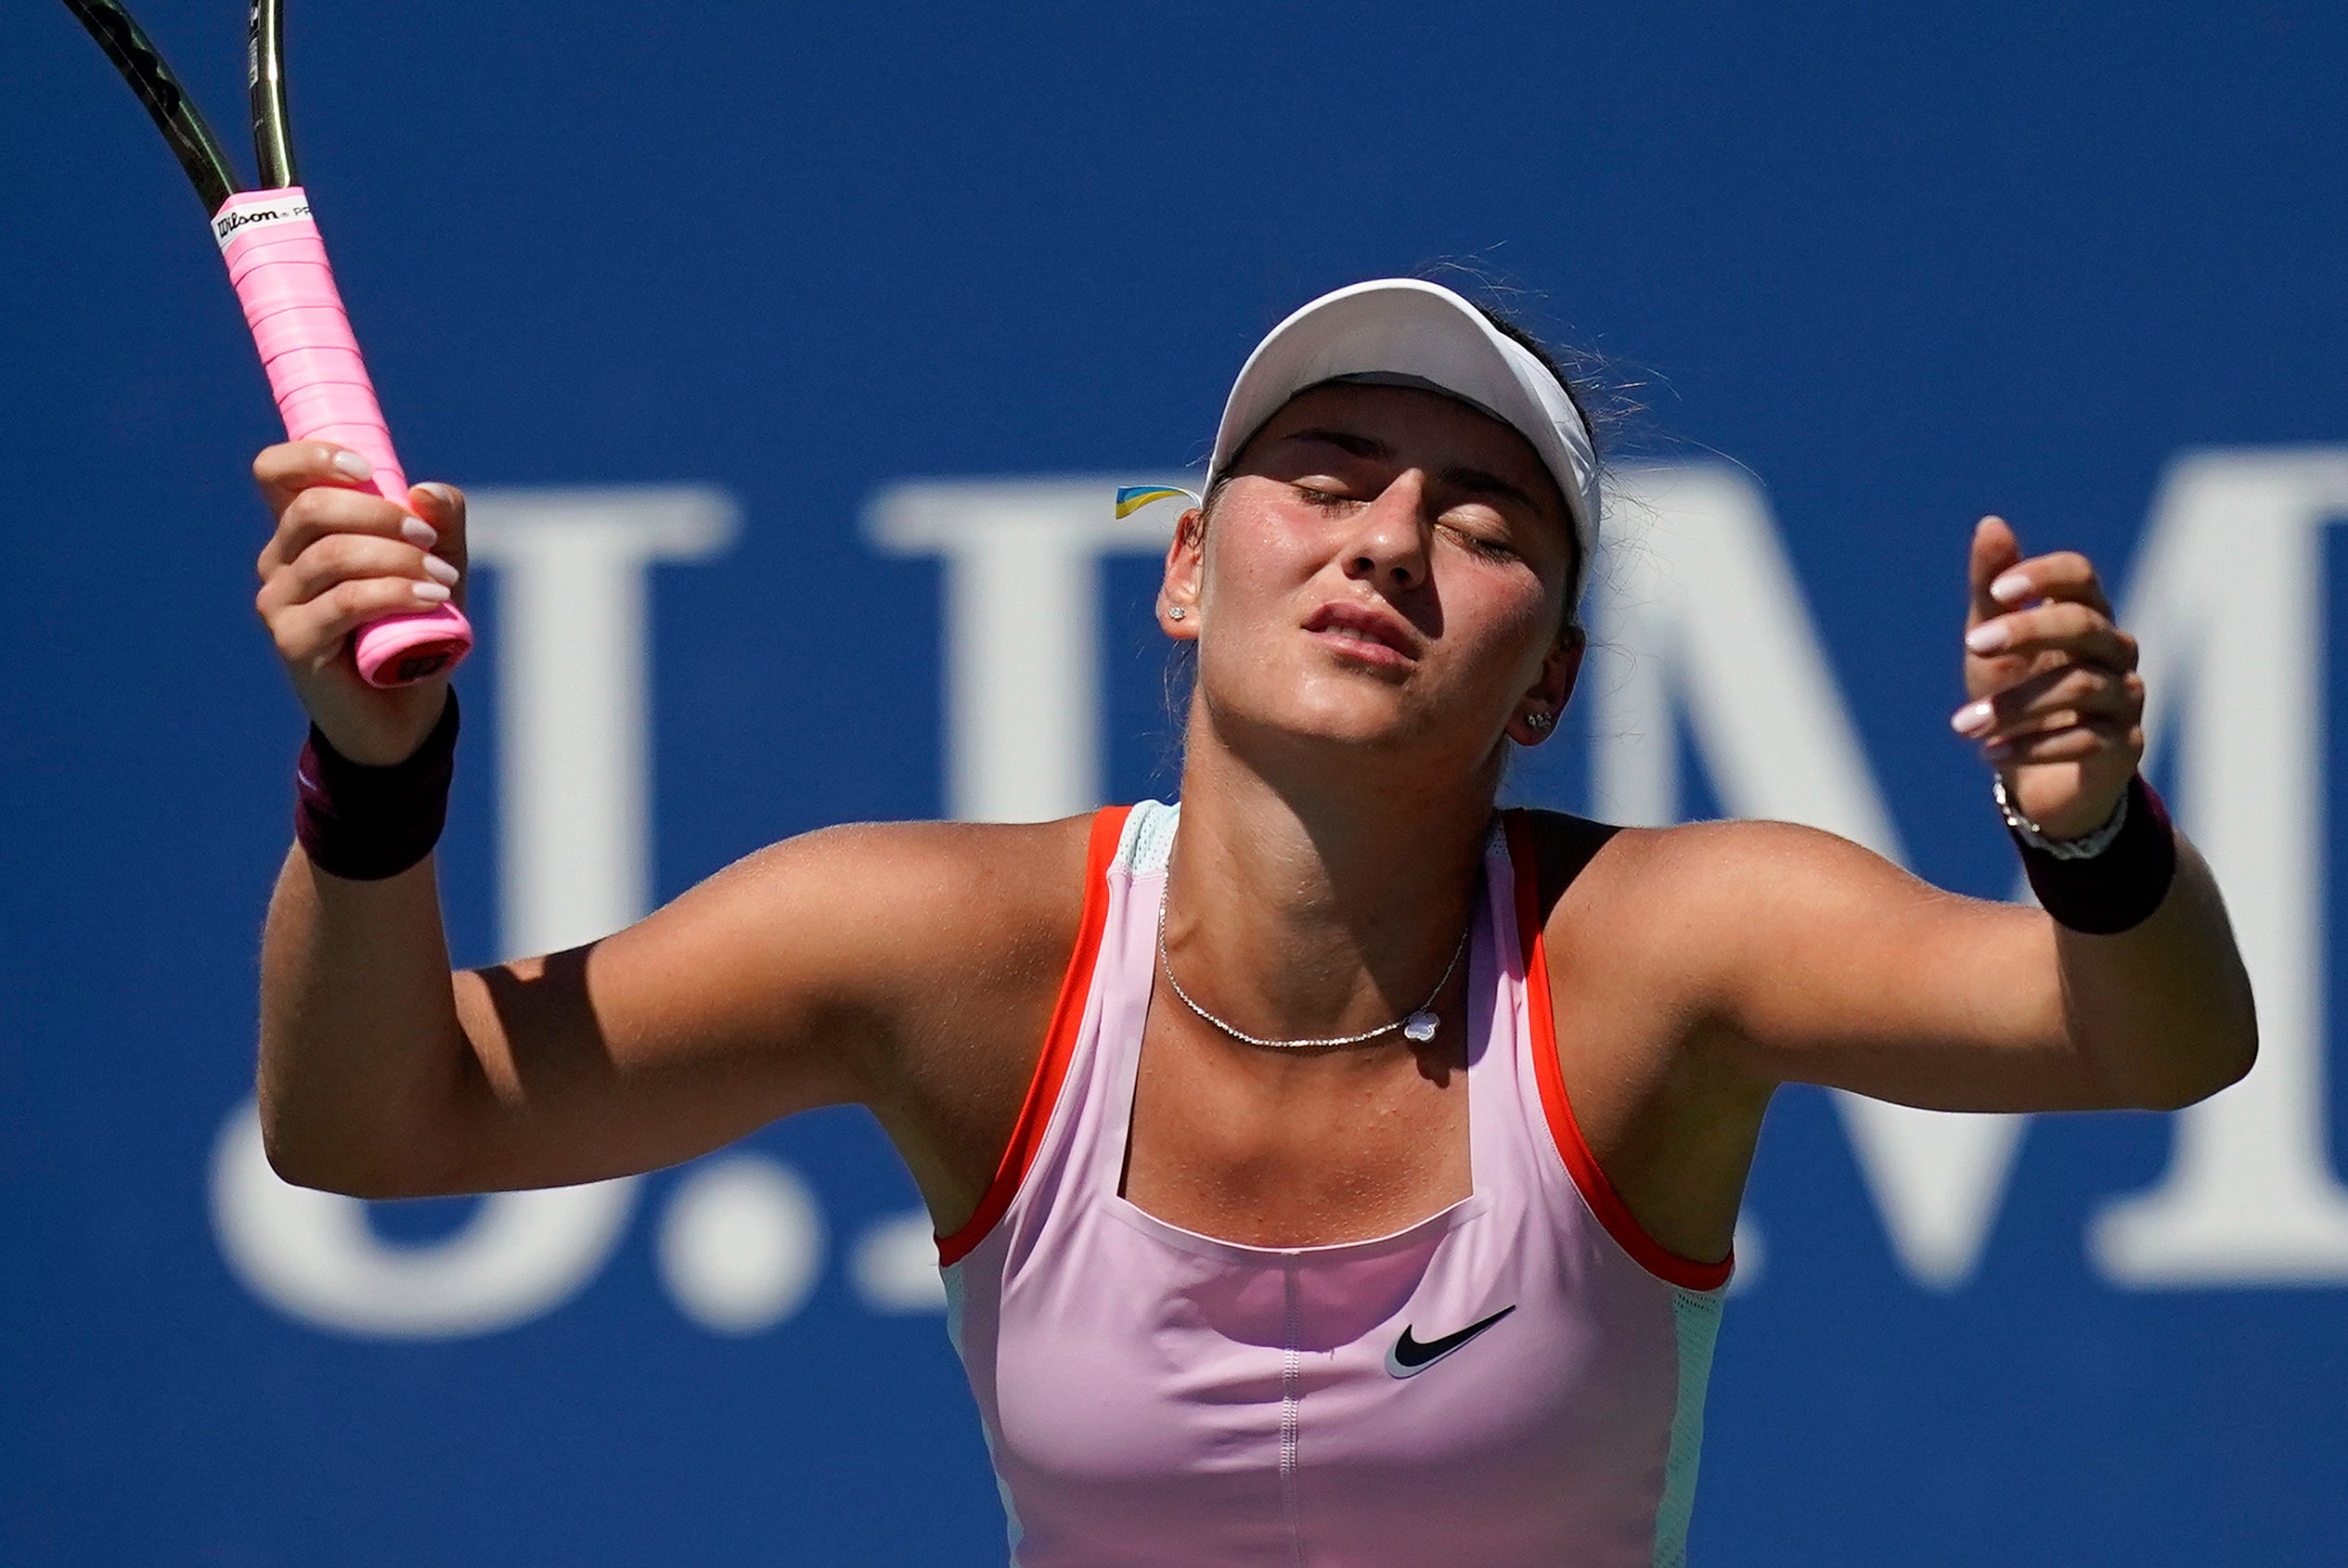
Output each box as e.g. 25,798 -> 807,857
1964,600 -> 2138,671
257,484 -> 435,581
1980,684 -> 2140,747
252,441 -> 381,519
264,574 -> 458,671
1967,516 -> 2023,629
258,533 -> 458,618
1953,664 -> 2142,738
1985,549 -> 2112,618
1980,718 -> 2139,770
407,482 -> 468,577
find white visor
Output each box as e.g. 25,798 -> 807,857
1207,278 -> 1599,605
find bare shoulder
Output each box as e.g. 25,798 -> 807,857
733,812 -> 1093,913
724,810 -> 1099,1063
643,813 -> 1096,1007
1518,807 -> 1934,906
572,812 -> 1095,1071
710,814 -> 1100,1224
824,813 -> 1095,987
1507,812 -> 1971,1195
1512,808 -> 1957,992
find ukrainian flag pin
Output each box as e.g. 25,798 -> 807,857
1114,485 -> 1200,519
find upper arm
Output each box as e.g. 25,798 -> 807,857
1508,808 -> 2244,1265
422,817 -> 1086,1194
1657,819 -> 2111,1113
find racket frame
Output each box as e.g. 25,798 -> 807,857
60,0 -> 240,213
247,0 -> 297,189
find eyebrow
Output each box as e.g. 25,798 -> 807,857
1277,427 -> 1551,521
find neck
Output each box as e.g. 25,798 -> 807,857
1162,713 -> 1502,1046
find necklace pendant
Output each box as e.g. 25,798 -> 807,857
1402,1010 -> 1438,1043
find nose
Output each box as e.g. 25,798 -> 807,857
1341,470 -> 1432,593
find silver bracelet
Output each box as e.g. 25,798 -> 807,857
1993,774 -> 2129,860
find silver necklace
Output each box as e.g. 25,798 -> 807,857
1155,871 -> 1471,1050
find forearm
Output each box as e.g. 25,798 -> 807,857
1947,528 -> 2254,1106
2056,833 -> 2257,1110
258,846 -> 474,1194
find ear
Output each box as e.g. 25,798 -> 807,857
1505,624 -> 1585,746
1159,507 -> 1206,638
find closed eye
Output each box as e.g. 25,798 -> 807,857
1291,481 -> 1520,560
1438,521 -> 1517,560
1295,483 -> 1364,512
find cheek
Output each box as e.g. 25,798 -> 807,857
1199,513 -> 1325,611
1449,573 -> 1556,675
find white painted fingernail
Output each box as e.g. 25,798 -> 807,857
422,555 -> 460,585
1990,572 -> 2032,604
412,580 -> 452,603
330,449 -> 374,482
1950,700 -> 1994,736
1966,623 -> 2008,654
400,517 -> 439,548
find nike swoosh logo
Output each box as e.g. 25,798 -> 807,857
1385,1305 -> 1516,1378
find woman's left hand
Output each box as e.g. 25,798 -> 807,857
1949,516 -> 2146,839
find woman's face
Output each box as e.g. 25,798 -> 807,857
1162,381 -> 1583,773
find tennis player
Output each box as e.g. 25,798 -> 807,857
250,278 -> 2255,1566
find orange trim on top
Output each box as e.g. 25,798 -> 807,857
1503,812 -> 1734,1293
935,805 -> 1134,1267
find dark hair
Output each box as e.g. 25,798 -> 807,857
1414,259 -> 1641,459
1469,302 -> 1608,473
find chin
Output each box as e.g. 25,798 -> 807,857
1206,668 -> 1435,755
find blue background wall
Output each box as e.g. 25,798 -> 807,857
4,2 -> 2343,1562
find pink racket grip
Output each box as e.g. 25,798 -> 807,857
214,188 -> 472,688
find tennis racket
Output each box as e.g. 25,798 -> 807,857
61,0 -> 471,688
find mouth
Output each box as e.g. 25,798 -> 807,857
1303,600 -> 1420,668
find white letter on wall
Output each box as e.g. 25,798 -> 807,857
210,1104 -> 633,1339
211,486 -> 737,1336
2091,449 -> 2348,1285
866,477 -> 1191,824
469,487 -> 741,956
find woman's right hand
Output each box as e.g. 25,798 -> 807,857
253,442 -> 467,765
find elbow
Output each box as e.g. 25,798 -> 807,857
258,1094 -> 445,1201
2185,1026 -> 2260,1109
258,1111 -> 376,1197
258,1120 -> 348,1195
2128,1017 -> 2258,1112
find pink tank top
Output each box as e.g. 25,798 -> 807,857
937,803 -> 1733,1568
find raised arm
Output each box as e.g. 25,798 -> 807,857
1675,815 -> 2251,1112
250,443 -> 1082,1208
1685,517 -> 2255,1112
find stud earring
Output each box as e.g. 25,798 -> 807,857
1168,605 -> 1188,622
1524,710 -> 1553,731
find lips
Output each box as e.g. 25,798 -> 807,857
1304,600 -> 1419,664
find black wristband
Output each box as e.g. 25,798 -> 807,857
293,692 -> 460,880
2010,773 -> 2177,935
